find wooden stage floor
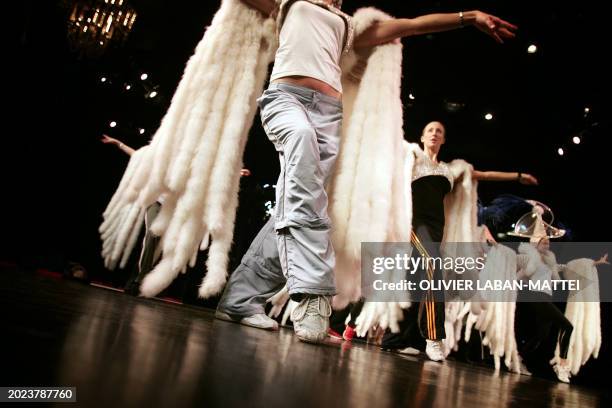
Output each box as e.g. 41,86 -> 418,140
1,268 -> 607,407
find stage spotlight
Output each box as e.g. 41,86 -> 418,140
409,93 -> 415,100
109,121 -> 117,128
485,113 -> 493,121
139,128 -> 145,135
573,136 -> 581,144
100,77 -> 107,83
557,147 -> 564,156
527,44 -> 537,54
125,84 -> 132,90
140,73 -> 148,80
149,91 -> 158,98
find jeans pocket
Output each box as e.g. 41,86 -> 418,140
258,90 -> 285,149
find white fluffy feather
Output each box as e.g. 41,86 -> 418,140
99,0 -> 275,297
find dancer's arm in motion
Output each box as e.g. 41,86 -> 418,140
354,10 -> 517,48
594,253 -> 609,266
101,134 -> 135,156
238,3 -> 518,48
473,171 -> 539,185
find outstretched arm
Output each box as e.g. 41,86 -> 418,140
594,253 -> 609,266
101,134 -> 136,156
240,0 -> 278,18
354,10 -> 517,48
473,170 -> 539,185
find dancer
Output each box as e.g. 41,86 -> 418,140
100,1 -> 516,344
216,1 -> 517,343
468,201 -> 607,380
377,121 -> 537,361
515,213 -> 608,383
102,135 -> 162,294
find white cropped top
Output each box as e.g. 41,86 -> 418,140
270,1 -> 346,92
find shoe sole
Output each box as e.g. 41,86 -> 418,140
295,330 -> 328,344
297,335 -> 327,344
397,348 -> 420,356
214,310 -> 236,322
328,334 -> 343,340
241,319 -> 279,331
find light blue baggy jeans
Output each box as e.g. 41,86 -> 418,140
217,82 -> 342,316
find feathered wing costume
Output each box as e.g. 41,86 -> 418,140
551,258 -> 601,375
100,0 -> 277,298
464,243 -> 602,375
100,1 -> 410,302
463,244 -> 521,372
328,7 -> 407,307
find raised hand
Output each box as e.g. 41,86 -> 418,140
594,253 -> 609,266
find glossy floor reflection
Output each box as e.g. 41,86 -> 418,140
1,268 -> 606,407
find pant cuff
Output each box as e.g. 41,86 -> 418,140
287,286 -> 336,296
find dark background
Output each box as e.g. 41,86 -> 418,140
7,0 -> 611,389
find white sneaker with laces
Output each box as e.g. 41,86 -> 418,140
425,340 -> 445,362
291,295 -> 332,343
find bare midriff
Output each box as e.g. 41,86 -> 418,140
272,75 -> 342,100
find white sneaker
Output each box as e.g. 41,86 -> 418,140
291,295 -> 332,343
553,363 -> 571,383
397,347 -> 420,356
241,314 -> 279,330
215,310 -> 279,331
425,340 -> 445,362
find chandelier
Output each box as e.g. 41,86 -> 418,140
66,0 -> 137,57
